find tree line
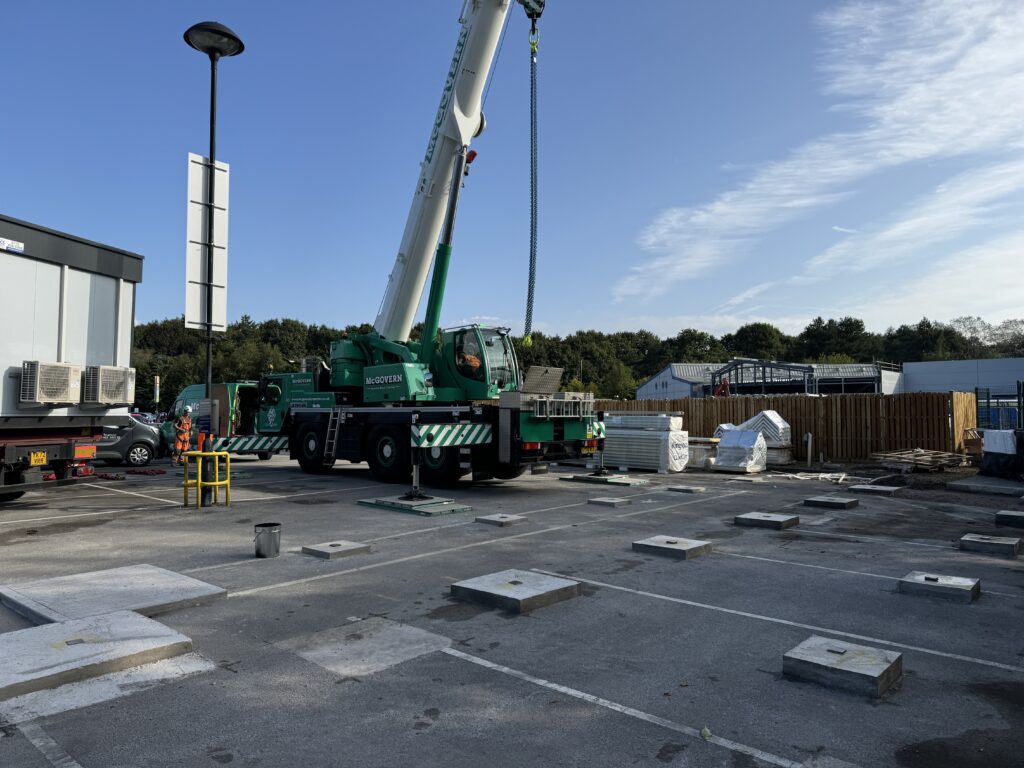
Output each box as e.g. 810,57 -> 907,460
132,314 -> 1024,408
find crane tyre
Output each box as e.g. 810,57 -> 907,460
296,422 -> 333,474
0,491 -> 26,503
367,425 -> 411,484
421,446 -> 465,488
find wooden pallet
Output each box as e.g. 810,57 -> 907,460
871,449 -> 967,472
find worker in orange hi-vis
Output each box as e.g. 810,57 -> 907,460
173,406 -> 193,466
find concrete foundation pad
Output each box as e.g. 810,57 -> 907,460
898,571 -> 980,602
803,496 -> 859,510
849,484 -> 901,496
783,635 -> 902,698
946,475 -> 1024,497
666,485 -> 706,494
959,533 -> 1021,557
559,474 -> 650,487
450,569 -> 580,613
734,512 -> 799,530
588,497 -> 631,507
277,617 -> 449,677
475,514 -> 525,527
632,535 -> 712,560
301,540 -> 371,560
0,564 -> 226,624
0,610 -> 192,701
357,495 -> 470,516
995,509 -> 1024,528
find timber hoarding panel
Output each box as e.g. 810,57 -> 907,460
594,392 -> 976,461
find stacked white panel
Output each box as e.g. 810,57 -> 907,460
603,429 -> 689,473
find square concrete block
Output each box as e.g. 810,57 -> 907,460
959,533 -> 1020,557
995,510 -> 1024,528
358,495 -> 470,516
450,569 -> 580,613
804,496 -> 859,510
0,610 -> 192,701
0,565 -> 226,624
734,512 -> 799,530
559,474 -> 649,486
898,571 -> 980,603
632,535 -> 712,560
588,497 -> 631,508
666,485 -> 706,494
301,540 -> 371,560
849,484 -> 901,496
475,514 -> 525,527
783,635 -> 902,698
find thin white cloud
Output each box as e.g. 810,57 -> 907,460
831,225 -> 859,234
840,231 -> 1024,328
805,159 -> 1024,278
616,0 -> 1024,302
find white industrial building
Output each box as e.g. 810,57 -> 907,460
636,359 -> 900,400
899,358 -> 1024,397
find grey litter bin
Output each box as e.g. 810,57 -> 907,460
254,522 -> 281,558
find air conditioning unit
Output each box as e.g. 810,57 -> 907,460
20,361 -> 82,406
82,365 -> 136,406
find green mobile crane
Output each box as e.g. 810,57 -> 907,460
263,0 -> 600,485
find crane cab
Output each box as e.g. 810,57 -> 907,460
432,325 -> 519,401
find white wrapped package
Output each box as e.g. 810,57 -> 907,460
713,430 -> 767,473
605,414 -> 683,431
983,430 -> 1017,455
713,423 -> 736,438
602,429 -> 689,473
735,410 -> 792,446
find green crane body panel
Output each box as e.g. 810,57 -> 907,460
363,363 -> 435,403
257,373 -> 334,434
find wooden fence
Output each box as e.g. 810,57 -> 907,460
593,392 -> 977,462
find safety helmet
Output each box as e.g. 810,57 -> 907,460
184,406 -> 192,413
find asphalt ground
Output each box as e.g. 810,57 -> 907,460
0,457 -> 1022,767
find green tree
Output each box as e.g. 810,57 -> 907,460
721,322 -> 791,360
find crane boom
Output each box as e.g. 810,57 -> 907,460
373,0 -> 512,343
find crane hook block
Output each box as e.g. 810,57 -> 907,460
519,0 -> 545,20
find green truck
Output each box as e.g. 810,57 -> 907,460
243,2 -> 598,485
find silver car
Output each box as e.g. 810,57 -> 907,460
94,415 -> 162,467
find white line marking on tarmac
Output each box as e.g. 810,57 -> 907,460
442,648 -> 802,768
788,527 -> 952,550
80,483 -> 180,506
17,721 -> 85,768
0,510 -> 118,526
532,569 -> 1024,674
715,551 -> 1023,599
229,484 -> 380,502
228,492 -> 745,598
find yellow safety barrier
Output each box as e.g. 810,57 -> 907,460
183,450 -> 231,508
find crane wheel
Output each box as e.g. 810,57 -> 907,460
366,425 -> 411,484
296,422 -> 334,474
420,445 -> 466,488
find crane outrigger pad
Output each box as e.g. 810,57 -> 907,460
357,495 -> 471,517
558,474 -> 649,487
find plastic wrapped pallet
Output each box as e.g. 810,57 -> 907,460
735,410 -> 791,446
605,414 -> 683,431
713,430 -> 767,473
603,429 -> 689,473
766,446 -> 795,465
713,423 -> 736,438
688,437 -> 717,468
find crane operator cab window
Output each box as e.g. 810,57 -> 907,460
455,330 -> 485,382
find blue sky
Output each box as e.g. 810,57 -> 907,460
4,1 -> 1022,338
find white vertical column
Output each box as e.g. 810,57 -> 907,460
56,265 -> 68,362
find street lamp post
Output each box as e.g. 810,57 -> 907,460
184,22 -> 243,504
183,21 -> 244,403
